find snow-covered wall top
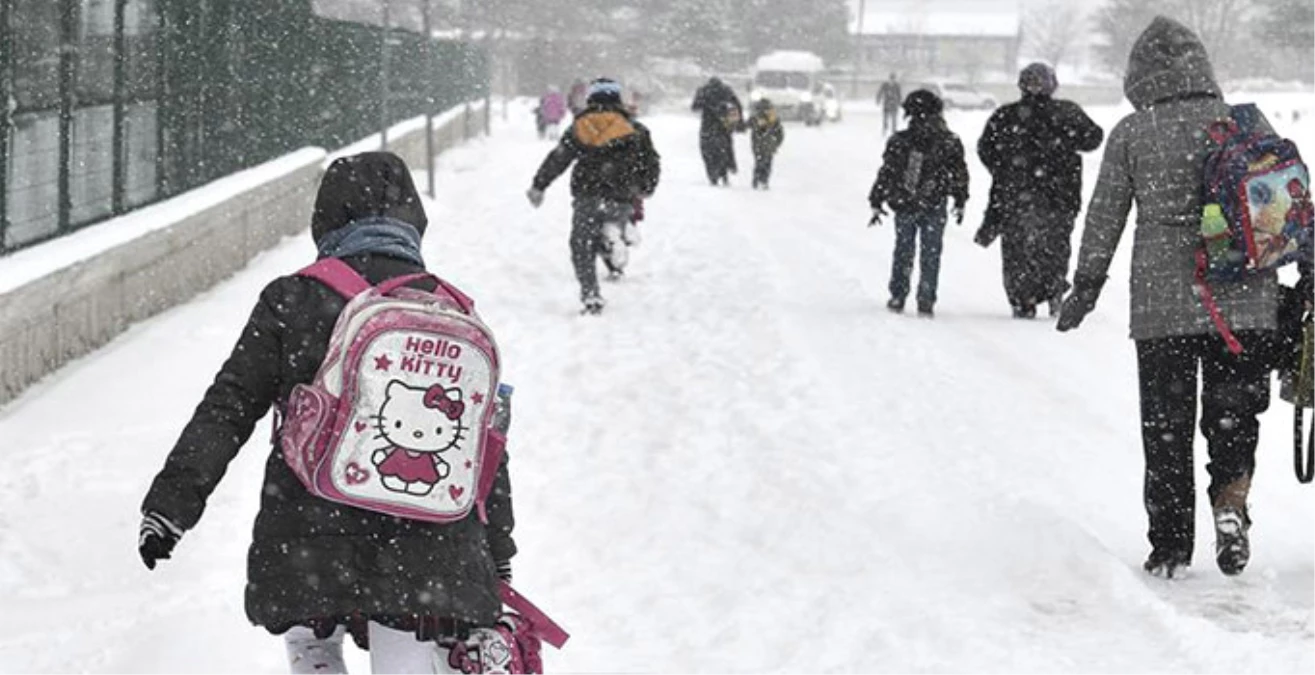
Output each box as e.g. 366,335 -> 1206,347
849,0 -> 1021,38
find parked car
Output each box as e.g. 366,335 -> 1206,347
917,80 -> 997,110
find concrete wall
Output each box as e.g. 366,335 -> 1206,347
0,102 -> 487,406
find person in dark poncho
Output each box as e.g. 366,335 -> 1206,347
976,63 -> 1104,319
868,90 -> 969,318
138,151 -> 517,673
691,77 -> 744,186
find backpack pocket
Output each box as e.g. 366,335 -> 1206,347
281,383 -> 339,492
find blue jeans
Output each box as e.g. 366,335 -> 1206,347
889,209 -> 947,307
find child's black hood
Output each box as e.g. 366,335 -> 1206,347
311,151 -> 428,245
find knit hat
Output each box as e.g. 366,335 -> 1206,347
902,89 -> 944,118
586,78 -> 623,105
1019,62 -> 1058,97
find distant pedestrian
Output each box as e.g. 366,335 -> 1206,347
536,86 -> 568,140
691,77 -> 744,186
876,73 -> 902,138
748,98 -> 785,190
567,79 -> 589,117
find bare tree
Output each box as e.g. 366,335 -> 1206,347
1175,0 -> 1251,77
1023,0 -> 1087,70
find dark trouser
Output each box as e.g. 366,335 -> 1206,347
1135,331 -> 1272,559
882,108 -> 899,137
1000,208 -> 1075,309
571,198 -> 632,301
752,149 -> 774,186
700,129 -> 736,183
889,209 -> 947,308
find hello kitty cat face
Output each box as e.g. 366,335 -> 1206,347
374,381 -> 466,453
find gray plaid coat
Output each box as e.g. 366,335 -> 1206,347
1072,16 -> 1278,341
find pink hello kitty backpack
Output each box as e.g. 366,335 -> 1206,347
278,258 -> 505,523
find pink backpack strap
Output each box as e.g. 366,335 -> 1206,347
500,582 -> 569,649
376,273 -> 476,314
298,258 -> 372,298
1194,249 -> 1245,355
300,260 -> 476,314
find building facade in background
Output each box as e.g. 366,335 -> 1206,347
850,0 -> 1021,83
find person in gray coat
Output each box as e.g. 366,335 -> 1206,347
1056,16 -> 1292,579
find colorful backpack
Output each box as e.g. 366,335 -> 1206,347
447,583 -> 571,674
1197,103 -> 1314,353
278,258 -> 506,523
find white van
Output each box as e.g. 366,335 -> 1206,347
749,50 -> 827,125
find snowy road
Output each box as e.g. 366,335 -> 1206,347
1,99 -> 1312,672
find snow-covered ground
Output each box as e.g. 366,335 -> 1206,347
1,96 -> 1312,673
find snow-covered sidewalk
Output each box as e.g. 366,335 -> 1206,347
0,99 -> 1310,672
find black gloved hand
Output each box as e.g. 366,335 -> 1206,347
1056,276 -> 1107,332
139,511 -> 183,570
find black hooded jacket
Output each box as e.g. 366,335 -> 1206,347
141,152 -> 517,634
532,102 -> 661,203
977,94 -> 1104,218
869,116 -> 969,214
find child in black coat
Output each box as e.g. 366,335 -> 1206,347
139,152 -> 517,673
748,98 -> 785,189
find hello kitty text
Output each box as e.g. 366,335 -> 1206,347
399,336 -> 464,383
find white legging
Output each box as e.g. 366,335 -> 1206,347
284,622 -> 460,674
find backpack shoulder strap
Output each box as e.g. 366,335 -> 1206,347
1229,103 -> 1263,135
499,582 -> 570,649
374,273 -> 476,314
298,258 -> 372,299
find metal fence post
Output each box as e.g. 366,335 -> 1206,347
379,0 -> 390,149
0,0 -> 12,251
154,1 -> 167,199
422,0 -> 434,197
111,0 -> 127,215
57,0 -> 76,233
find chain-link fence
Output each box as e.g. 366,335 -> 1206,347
1,0 -> 487,255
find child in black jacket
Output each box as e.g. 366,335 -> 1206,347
868,90 -> 969,317
139,152 -> 517,673
748,98 -> 785,189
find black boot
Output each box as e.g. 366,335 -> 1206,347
1143,548 -> 1192,579
887,297 -> 905,313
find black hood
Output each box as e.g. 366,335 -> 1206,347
311,151 -> 428,245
